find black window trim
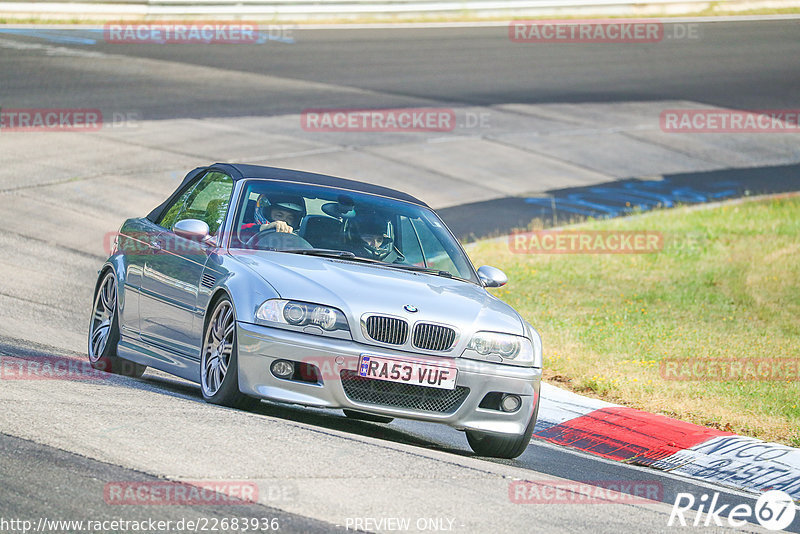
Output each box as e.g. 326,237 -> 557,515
146,166 -> 207,225
153,169 -> 235,236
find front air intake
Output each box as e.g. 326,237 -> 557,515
412,323 -> 457,352
364,315 -> 408,345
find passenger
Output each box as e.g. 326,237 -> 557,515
346,212 -> 396,261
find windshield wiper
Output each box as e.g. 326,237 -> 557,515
279,248 -> 358,259
382,263 -> 454,278
277,249 -> 391,265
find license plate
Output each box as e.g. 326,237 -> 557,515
358,355 -> 457,390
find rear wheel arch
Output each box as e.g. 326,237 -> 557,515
94,262 -> 128,311
93,265 -> 115,300
87,268 -> 146,378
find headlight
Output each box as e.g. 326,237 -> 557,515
256,299 -> 350,337
463,331 -> 534,367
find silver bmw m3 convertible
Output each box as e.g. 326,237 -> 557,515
89,163 -> 542,458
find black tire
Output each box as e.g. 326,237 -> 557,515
343,409 -> 394,424
200,296 -> 259,411
88,270 -> 147,378
466,398 -> 539,459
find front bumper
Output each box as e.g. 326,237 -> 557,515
237,322 -> 541,436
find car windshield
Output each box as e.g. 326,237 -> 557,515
229,180 -> 478,283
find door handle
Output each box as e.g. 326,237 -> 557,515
149,240 -> 162,251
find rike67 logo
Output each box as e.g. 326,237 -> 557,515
668,490 -> 797,531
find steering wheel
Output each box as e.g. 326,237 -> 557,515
244,228 -> 312,250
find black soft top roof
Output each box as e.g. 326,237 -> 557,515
147,163 -> 428,223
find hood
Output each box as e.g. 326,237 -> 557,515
234,252 -> 524,343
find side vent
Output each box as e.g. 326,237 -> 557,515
201,272 -> 217,289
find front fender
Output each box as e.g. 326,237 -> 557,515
199,254 -> 280,328
523,320 -> 543,369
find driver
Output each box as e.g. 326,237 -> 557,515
346,212 -> 395,261
241,194 -> 305,234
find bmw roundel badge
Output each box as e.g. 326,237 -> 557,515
404,304 -> 418,313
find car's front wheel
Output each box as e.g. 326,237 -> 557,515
466,401 -> 539,459
200,296 -> 258,410
88,270 -> 147,378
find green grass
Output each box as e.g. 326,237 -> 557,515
467,195 -> 800,446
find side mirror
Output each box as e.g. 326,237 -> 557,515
477,265 -> 508,288
173,219 -> 212,243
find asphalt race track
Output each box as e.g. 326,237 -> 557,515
3,21 -> 800,117
1,20 -> 799,533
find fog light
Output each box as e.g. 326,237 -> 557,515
500,394 -> 521,413
271,360 -> 295,379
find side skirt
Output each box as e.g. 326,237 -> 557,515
118,333 -> 200,383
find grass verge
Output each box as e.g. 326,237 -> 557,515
467,195 -> 800,446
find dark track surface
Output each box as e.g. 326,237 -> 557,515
1,21 -> 799,119
0,431 -> 337,533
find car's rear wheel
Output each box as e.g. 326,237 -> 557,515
200,297 -> 258,410
466,400 -> 539,459
343,410 -> 394,424
88,270 -> 147,378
